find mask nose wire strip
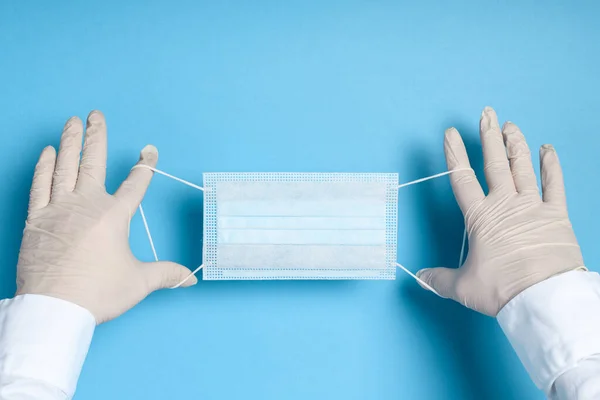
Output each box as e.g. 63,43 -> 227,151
396,167 -> 472,296
132,164 -> 205,289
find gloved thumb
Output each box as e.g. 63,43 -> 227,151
416,267 -> 458,299
144,261 -> 198,291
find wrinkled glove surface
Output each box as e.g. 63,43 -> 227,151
16,111 -> 196,324
418,107 -> 584,316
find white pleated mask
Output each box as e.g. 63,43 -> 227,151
134,166 -> 469,293
204,173 -> 398,280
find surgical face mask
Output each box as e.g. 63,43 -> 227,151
204,173 -> 398,280
134,166 -> 469,293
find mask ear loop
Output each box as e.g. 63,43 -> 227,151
396,168 -> 472,297
132,164 -> 206,289
395,262 -> 440,295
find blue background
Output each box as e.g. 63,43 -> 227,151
1,1 -> 599,399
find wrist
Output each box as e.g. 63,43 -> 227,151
16,275 -> 100,323
0,294 -> 96,397
497,270 -> 600,394
496,259 -> 587,315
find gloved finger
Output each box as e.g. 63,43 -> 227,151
52,116 -> 84,193
416,267 -> 458,299
28,146 -> 57,216
114,145 -> 158,212
540,144 -> 566,206
480,107 -> 515,193
143,261 -> 198,292
77,110 -> 107,190
502,122 -> 539,195
444,127 -> 485,214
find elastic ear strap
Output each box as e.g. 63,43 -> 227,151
459,227 -> 468,267
133,165 -> 205,288
397,167 -> 473,189
396,168 -> 471,294
171,264 -> 204,289
132,164 -> 205,191
138,204 -> 158,262
396,263 -> 441,297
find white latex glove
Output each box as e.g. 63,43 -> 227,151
417,107 -> 584,316
16,111 -> 197,324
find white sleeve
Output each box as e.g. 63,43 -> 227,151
497,271 -> 600,399
0,294 -> 95,400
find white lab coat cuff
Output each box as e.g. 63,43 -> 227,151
0,294 -> 95,398
497,271 -> 600,395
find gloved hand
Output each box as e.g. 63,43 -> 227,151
417,107 -> 584,316
16,111 -> 197,324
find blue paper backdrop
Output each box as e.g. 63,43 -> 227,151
1,1 -> 599,399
